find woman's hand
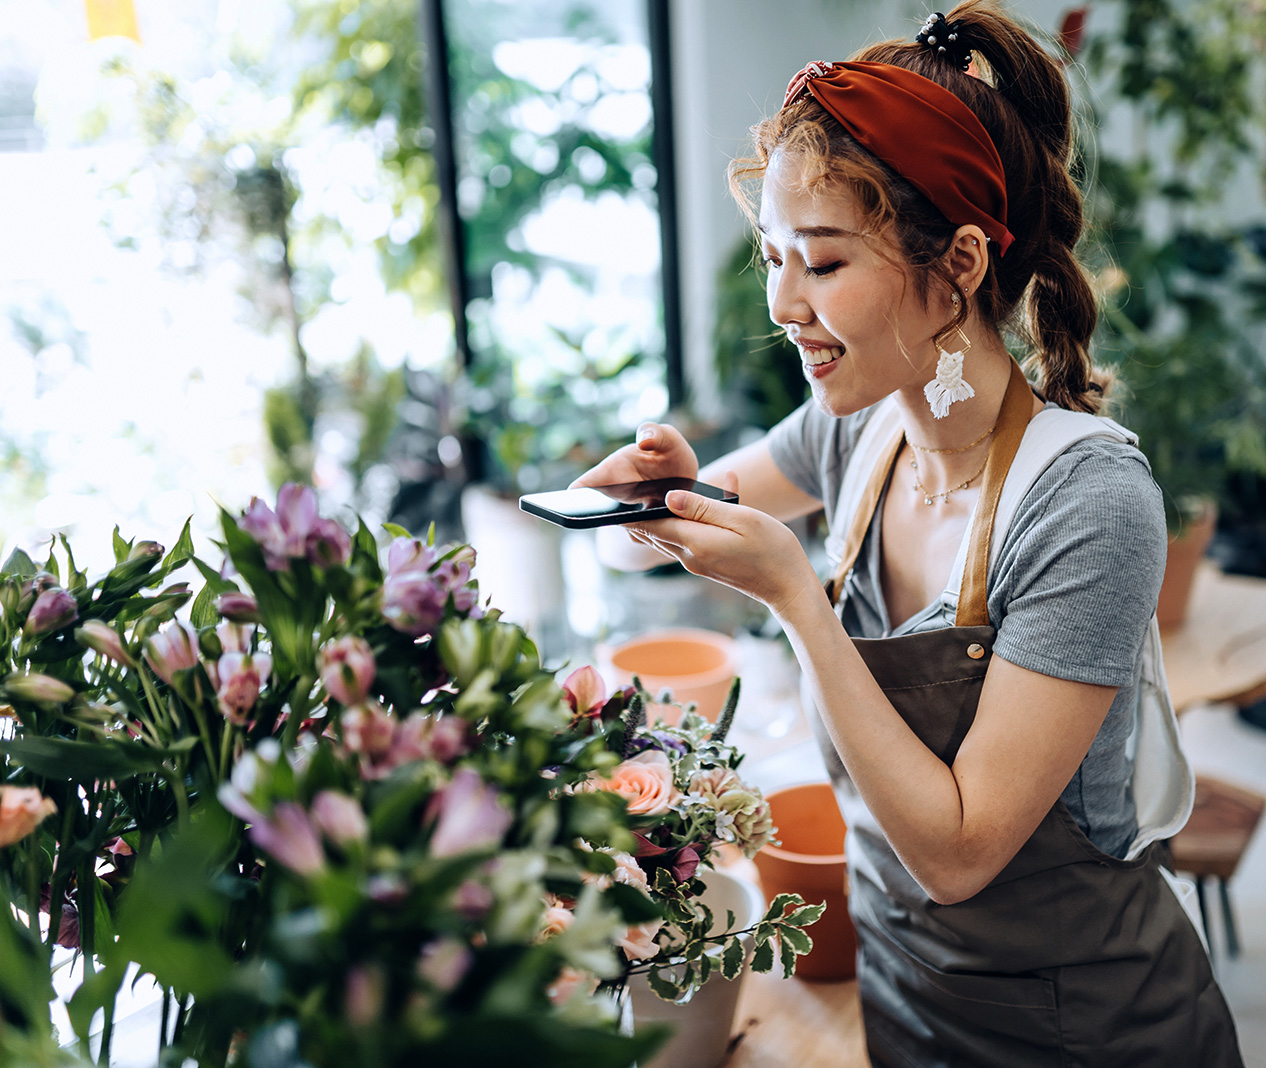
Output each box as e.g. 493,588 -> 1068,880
625,479 -> 821,618
569,422 -> 699,489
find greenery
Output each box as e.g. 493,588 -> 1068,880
1073,0 -> 1266,528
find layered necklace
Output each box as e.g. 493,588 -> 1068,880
906,424 -> 995,506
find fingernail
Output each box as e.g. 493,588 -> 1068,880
636,425 -> 654,443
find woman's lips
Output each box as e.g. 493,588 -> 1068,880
796,342 -> 844,376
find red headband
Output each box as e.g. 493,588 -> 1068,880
783,60 -> 1014,256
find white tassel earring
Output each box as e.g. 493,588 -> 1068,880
924,294 -> 974,419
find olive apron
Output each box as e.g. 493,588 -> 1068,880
814,361 -> 1244,1067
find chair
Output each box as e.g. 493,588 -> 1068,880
1168,775 -> 1266,956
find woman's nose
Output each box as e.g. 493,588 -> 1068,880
767,266 -> 811,326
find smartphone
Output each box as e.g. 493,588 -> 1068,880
519,477 -> 738,529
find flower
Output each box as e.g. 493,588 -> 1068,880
310,790 -> 368,847
547,966 -> 598,1006
687,766 -> 776,857
0,786 -> 58,847
215,651 -> 271,725
75,620 -> 135,667
380,570 -> 448,636
3,672 -> 76,706
144,620 -> 200,684
239,483 -> 350,571
214,591 -> 261,623
319,636 -> 376,706
418,938 -> 473,993
341,701 -> 398,768
540,904 -> 575,940
618,919 -> 663,961
248,802 -> 325,876
425,766 -> 513,857
386,536 -> 438,574
561,666 -> 606,719
583,749 -> 680,816
24,587 -> 79,637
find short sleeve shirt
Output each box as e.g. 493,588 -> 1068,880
767,398 -> 1169,858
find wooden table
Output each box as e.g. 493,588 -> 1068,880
725,971 -> 871,1068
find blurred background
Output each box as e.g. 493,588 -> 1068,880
2,0 -> 1265,660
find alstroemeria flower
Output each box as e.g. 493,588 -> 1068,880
392,713 -> 468,766
580,749 -> 681,816
75,620 -> 134,667
319,636 -> 376,706
341,702 -> 397,765
418,938 -> 473,993
0,786 -> 58,848
216,621 -> 255,655
425,767 -> 513,857
380,570 -> 447,636
239,484 -> 350,571
248,802 -> 325,876
310,790 -> 368,846
2,673 -> 75,707
561,666 -> 606,718
216,651 -> 271,725
386,536 -> 438,575
144,621 -> 200,685
24,588 -> 78,637
214,591 -> 260,623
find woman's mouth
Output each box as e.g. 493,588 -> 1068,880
797,343 -> 844,375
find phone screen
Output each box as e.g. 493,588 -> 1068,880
518,477 -> 738,529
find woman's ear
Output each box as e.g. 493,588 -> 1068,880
946,225 -> 990,298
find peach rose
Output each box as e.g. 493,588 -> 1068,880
587,750 -> 680,816
0,786 -> 57,848
609,851 -> 649,893
539,904 -> 574,940
548,966 -> 598,1006
619,918 -> 664,961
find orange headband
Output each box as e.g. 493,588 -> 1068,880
783,60 -> 1015,256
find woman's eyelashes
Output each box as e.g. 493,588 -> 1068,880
805,261 -> 842,277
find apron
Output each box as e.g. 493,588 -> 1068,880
815,361 -> 1244,1068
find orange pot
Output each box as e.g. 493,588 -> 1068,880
1157,502 -> 1217,629
601,628 -> 737,723
753,781 -> 857,981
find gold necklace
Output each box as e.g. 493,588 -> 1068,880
907,424 -> 996,455
909,449 -> 990,506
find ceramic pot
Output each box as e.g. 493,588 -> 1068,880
752,781 -> 856,981
1157,501 -> 1217,629
629,867 -> 765,1068
600,628 -> 737,723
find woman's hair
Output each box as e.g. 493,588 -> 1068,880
729,0 -> 1107,412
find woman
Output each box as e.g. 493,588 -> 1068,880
574,3 -> 1244,1064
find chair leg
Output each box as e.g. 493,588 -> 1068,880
1194,875 -> 1214,955
1218,879 -> 1240,958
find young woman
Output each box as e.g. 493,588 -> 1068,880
573,2 -> 1245,1064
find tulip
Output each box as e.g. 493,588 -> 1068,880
248,802 -> 325,876
318,636 -> 376,706
216,651 -> 271,725
310,790 -> 368,846
2,673 -> 75,707
143,621 -> 200,685
0,786 -> 58,847
24,588 -> 78,637
75,620 -> 134,667
380,571 -> 447,636
214,591 -> 260,623
425,767 -> 512,857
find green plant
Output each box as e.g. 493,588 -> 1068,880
1070,0 -> 1266,528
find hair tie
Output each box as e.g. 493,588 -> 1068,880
916,12 -> 972,72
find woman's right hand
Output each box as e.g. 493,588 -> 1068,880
569,422 -> 699,489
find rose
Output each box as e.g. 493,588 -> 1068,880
618,919 -> 663,961
0,786 -> 58,848
318,636 -> 376,706
547,966 -> 598,1006
582,750 -> 681,816
539,905 -> 574,940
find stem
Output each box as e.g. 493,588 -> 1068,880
282,673 -> 317,749
218,721 -> 235,783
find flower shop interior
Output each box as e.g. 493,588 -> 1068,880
3,0 -> 1266,1066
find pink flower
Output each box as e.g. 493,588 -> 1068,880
0,786 -> 58,848
214,591 -> 260,623
344,964 -> 385,1027
452,878 -> 494,919
386,536 -> 438,575
609,851 -> 650,893
144,621 -> 200,685
425,767 -> 512,857
238,484 -> 350,571
548,966 -> 598,1006
216,621 -> 255,654
561,666 -> 606,718
310,790 -> 368,846
319,636 -> 376,706
539,904 -> 574,940
307,518 -> 351,568
75,620 -> 134,667
248,802 -> 325,875
583,750 -> 680,816
341,702 -> 397,765
380,571 -> 447,636
393,713 -> 468,766
215,652 -> 270,725
619,918 -> 664,961
418,938 -> 473,992
24,588 -> 78,637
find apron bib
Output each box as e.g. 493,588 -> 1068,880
816,361 -> 1243,1067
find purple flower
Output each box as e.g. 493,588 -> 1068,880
386,536 -> 438,575
307,517 -> 351,568
452,878 -> 494,920
75,620 -> 134,667
344,964 -> 385,1026
215,651 -> 271,725
143,621 -> 200,685
248,802 -> 325,876
418,938 -> 473,993
381,570 -> 447,636
318,636 -> 376,706
214,591 -> 260,623
310,790 -> 368,846
627,730 -> 690,757
238,484 -> 350,571
24,588 -> 79,637
425,767 -> 512,858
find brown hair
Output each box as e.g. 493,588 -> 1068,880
729,0 -> 1108,413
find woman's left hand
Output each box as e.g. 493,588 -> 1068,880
625,474 -> 821,618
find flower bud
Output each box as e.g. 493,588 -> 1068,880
127,540 -> 164,562
306,518 -> 351,568
318,636 -> 376,706
310,790 -> 369,846
24,588 -> 79,637
0,786 -> 58,848
248,802 -> 325,876
215,591 -> 261,623
143,621 -> 200,685
3,673 -> 75,707
216,651 -> 271,725
75,620 -> 135,667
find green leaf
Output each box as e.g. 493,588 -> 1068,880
646,965 -> 682,1001
1,547 -> 37,578
163,517 -> 196,571
721,934 -> 746,980
381,521 -> 412,540
751,937 -> 775,974
762,892 -> 801,922
0,735 -> 180,782
783,902 -> 826,928
112,526 -> 131,564
779,925 -> 814,956
779,934 -> 799,978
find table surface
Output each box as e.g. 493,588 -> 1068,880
726,970 -> 871,1068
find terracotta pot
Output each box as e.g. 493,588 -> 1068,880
752,781 -> 856,981
629,867 -> 765,1068
1157,501 -> 1217,629
600,628 -> 737,723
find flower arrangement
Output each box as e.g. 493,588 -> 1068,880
0,485 -> 819,1067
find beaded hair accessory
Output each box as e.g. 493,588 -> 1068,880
916,11 -> 973,72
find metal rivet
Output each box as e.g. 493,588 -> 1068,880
967,643 -> 985,660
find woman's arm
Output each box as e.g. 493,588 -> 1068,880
628,488 -> 1117,904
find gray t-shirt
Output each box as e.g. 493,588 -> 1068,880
767,399 -> 1168,858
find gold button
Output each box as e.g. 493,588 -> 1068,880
967,643 -> 985,660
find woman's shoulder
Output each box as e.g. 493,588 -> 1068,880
766,399 -> 885,501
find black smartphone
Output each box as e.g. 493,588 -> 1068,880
519,477 -> 738,529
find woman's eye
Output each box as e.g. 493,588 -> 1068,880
761,255 -> 782,270
805,262 -> 842,277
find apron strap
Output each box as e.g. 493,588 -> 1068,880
825,358 -> 1035,622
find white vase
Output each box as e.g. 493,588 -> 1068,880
628,868 -> 766,1068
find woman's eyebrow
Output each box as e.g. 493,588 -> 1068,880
755,222 -> 862,239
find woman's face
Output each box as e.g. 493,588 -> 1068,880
757,149 -> 945,417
